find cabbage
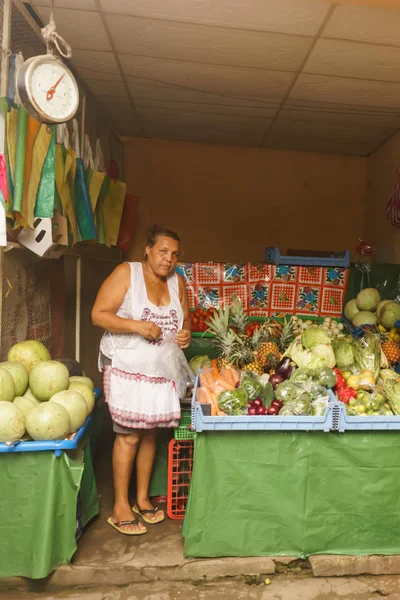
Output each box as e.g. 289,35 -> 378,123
311,345 -> 336,369
189,355 -> 211,374
285,392 -> 312,416
332,339 -> 354,370
241,376 -> 263,401
302,328 -> 330,350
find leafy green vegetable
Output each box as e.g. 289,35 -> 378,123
311,396 -> 329,416
382,380 -> 400,415
290,392 -> 312,416
379,369 -> 399,383
240,376 -> 263,401
275,381 -> 299,403
302,328 -> 331,350
332,339 -> 354,370
352,332 -> 381,381
311,344 -> 336,369
315,366 -> 337,388
189,355 -> 211,374
290,368 -> 311,384
217,388 -> 248,415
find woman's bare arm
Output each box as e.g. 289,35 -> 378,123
92,264 -> 161,339
176,275 -> 192,348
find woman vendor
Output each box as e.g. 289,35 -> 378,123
92,225 -> 191,535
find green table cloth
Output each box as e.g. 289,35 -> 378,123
184,431 -> 400,558
0,440 -> 99,579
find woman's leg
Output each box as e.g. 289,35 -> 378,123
112,432 -> 147,531
136,429 -> 164,520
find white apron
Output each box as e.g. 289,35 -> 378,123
100,263 -> 183,429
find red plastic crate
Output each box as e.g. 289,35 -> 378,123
167,439 -> 194,520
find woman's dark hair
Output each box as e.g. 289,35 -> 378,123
146,224 -> 180,248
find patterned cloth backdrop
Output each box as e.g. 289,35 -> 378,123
176,262 -> 349,318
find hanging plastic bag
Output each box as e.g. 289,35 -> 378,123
71,119 -> 96,241
34,126 -> 56,219
102,178 -> 127,247
55,123 -> 78,243
84,134 -> 105,213
117,194 -> 140,252
386,168 -> 400,227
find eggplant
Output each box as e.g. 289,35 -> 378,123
275,357 -> 296,380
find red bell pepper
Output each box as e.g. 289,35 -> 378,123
336,385 -> 357,404
333,367 -> 346,389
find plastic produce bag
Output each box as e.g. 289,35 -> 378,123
155,333 -> 194,398
352,332 -> 381,381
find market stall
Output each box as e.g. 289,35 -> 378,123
177,256 -> 400,558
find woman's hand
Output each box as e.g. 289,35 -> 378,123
175,329 -> 191,349
134,321 -> 162,340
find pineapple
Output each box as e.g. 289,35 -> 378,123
276,316 -> 297,352
230,299 -> 253,349
382,340 -> 400,365
240,347 -> 264,375
206,307 -> 242,369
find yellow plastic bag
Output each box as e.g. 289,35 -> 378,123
102,179 -> 127,247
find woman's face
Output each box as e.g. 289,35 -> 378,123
146,235 -> 180,276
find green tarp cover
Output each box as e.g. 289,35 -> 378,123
0,441 -> 99,579
184,431 -> 400,558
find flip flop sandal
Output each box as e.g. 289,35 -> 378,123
107,517 -> 147,536
132,504 -> 165,525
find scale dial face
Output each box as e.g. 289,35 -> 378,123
18,55 -> 79,124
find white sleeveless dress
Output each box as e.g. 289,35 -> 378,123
99,262 -> 182,429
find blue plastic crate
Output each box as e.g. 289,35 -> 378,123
328,388 -> 400,431
265,247 -> 350,268
0,388 -> 103,456
191,373 -> 339,433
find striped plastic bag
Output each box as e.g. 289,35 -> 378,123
386,168 -> 400,227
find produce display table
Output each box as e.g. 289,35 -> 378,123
0,438 -> 98,579
184,431 -> 400,558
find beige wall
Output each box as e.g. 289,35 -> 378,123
366,131 -> 400,263
124,137 -> 367,263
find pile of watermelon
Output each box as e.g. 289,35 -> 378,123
0,340 -> 95,443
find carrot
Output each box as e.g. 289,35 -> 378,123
210,392 -> 219,416
202,387 -> 214,405
217,408 -> 227,417
220,369 -> 234,386
211,359 -> 218,370
197,387 -> 209,403
199,372 -> 210,389
216,378 -> 235,392
226,367 -> 240,385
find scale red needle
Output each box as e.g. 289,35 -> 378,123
46,75 -> 64,101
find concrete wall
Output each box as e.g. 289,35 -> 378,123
366,131 -> 400,263
124,137 -> 367,263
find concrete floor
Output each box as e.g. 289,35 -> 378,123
5,575 -> 400,600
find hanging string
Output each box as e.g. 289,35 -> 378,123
41,0 -> 72,59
